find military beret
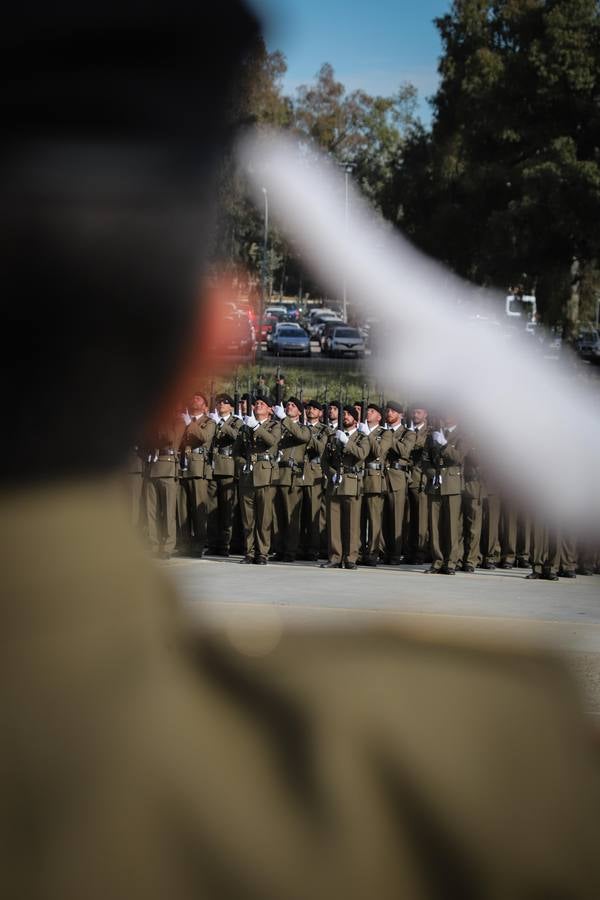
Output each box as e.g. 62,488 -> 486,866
367,403 -> 382,416
304,399 -> 322,410
410,402 -> 429,412
386,401 -> 404,414
286,396 -> 302,411
253,394 -> 272,406
215,393 -> 234,406
343,404 -> 358,421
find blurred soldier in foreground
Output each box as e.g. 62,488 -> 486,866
3,4 -> 600,900
178,392 -> 215,557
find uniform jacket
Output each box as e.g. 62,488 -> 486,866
424,427 -> 465,496
384,426 -> 417,493
212,415 -> 243,478
235,418 -> 281,488
274,417 -> 311,487
408,424 -> 430,492
363,426 -> 389,495
302,422 -> 328,487
146,422 -> 185,479
325,429 -> 370,498
462,437 -> 485,502
180,414 -> 216,480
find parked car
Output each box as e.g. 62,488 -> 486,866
269,324 -> 311,357
319,319 -> 348,351
309,313 -> 344,339
323,326 -> 365,358
258,314 -> 280,341
266,320 -> 303,352
575,329 -> 600,362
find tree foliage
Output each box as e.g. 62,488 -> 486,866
396,0 -> 600,326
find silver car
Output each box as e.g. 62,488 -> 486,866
269,324 -> 311,357
325,326 -> 366,358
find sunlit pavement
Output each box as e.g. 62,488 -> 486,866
163,554 -> 600,718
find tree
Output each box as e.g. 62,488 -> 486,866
396,0 -> 600,330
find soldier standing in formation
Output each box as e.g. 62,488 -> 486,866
359,403 -> 387,567
206,392 -> 243,556
405,404 -> 431,564
145,416 -> 185,559
300,400 -> 328,561
382,402 -> 416,565
272,397 -> 311,561
424,415 -> 465,574
236,394 -> 280,565
321,405 -> 370,569
178,392 -> 215,558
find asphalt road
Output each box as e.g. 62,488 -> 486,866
163,555 -> 600,718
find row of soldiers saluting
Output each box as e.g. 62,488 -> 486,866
128,388 -> 599,577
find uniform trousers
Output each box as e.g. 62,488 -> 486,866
328,493 -> 362,565
429,493 -> 462,571
481,494 -> 501,564
146,476 -> 178,554
278,483 -> 304,557
239,482 -> 274,560
462,489 -> 483,568
383,482 -> 408,562
362,493 -> 385,560
181,477 -> 210,553
207,476 -> 237,553
407,486 -> 429,562
301,480 -> 325,557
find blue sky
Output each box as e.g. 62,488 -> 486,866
248,0 -> 453,126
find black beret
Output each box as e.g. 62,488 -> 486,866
285,396 -> 302,411
386,401 -> 404,415
215,393 -> 233,406
343,404 -> 358,421
367,403 -> 382,416
410,402 -> 429,411
253,394 -> 272,406
304,399 -> 322,410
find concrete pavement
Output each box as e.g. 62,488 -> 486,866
164,555 -> 600,716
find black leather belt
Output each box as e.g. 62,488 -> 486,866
191,447 -> 206,455
342,465 -> 363,475
255,453 -> 272,462
389,462 -> 409,471
367,462 -> 382,470
217,447 -> 233,457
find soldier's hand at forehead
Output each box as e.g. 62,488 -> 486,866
273,404 -> 286,420
209,411 -> 220,424
243,414 -> 259,429
336,429 -> 349,445
358,422 -> 370,435
432,430 -> 447,446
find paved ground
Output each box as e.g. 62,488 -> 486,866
164,555 -> 600,717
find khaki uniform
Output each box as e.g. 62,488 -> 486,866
178,414 -> 216,556
300,422 -> 328,560
360,425 -> 389,563
273,416 -> 311,560
145,421 -> 184,556
424,428 -> 465,572
461,440 -> 484,569
207,414 -> 242,554
383,425 -> 417,564
325,429 -> 370,565
3,480 -> 600,900
126,446 -> 145,531
481,478 -> 501,568
235,417 -> 281,561
406,424 -> 430,563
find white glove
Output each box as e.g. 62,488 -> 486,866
358,422 -> 370,435
209,411 -> 220,424
243,414 -> 259,429
336,429 -> 349,445
232,413 -> 243,420
273,404 -> 286,420
180,411 -> 192,426
432,430 -> 447,446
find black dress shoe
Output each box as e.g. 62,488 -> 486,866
440,565 -> 455,575
577,568 -> 593,576
387,557 -> 402,565
424,567 -> 440,574
543,571 -> 559,581
525,572 -> 540,579
254,556 -> 267,565
363,556 -> 378,567
498,561 -> 513,569
463,564 -> 475,573
239,556 -> 253,564
320,562 -> 341,569
270,552 -> 285,562
516,559 -> 530,569
560,570 -> 576,579
481,561 -> 496,570
345,562 -> 358,570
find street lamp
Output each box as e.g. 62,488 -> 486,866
340,164 -> 354,322
257,186 -> 268,359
